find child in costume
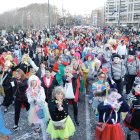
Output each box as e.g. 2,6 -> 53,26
26,75 -> 49,140
124,81 -> 140,140
89,71 -> 110,106
47,86 -> 75,140
95,88 -> 129,140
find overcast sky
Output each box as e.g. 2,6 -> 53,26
0,0 -> 105,15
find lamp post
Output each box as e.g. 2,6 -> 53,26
48,0 -> 50,29
118,0 -> 121,26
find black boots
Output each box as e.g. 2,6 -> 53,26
74,116 -> 79,126
139,132 -> 140,140
127,134 -> 131,140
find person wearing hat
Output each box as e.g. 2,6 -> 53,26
89,71 -> 110,110
125,50 -> 139,94
109,54 -> 126,95
26,75 -> 49,140
82,54 -> 96,94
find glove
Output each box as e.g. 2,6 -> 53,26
89,99 -> 93,104
111,79 -> 115,84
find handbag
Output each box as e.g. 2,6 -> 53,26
52,118 -> 67,130
96,122 -> 107,132
36,108 -> 45,119
64,83 -> 75,99
96,110 -> 113,132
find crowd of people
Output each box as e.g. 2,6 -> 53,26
0,26 -> 140,140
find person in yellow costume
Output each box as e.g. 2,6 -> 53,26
82,54 -> 95,94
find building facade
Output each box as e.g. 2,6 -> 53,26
91,7 -> 104,27
105,0 -> 140,27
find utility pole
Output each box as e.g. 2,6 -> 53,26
48,0 -> 50,29
62,0 -> 64,26
118,0 -> 121,26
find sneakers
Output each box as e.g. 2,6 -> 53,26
75,120 -> 80,126
34,127 -> 41,133
13,125 -> 19,131
4,108 -> 8,113
89,99 -> 93,104
74,117 -> 80,126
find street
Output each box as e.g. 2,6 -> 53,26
0,93 -> 139,140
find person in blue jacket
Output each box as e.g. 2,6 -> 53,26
0,107 -> 11,139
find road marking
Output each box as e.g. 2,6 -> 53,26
85,95 -> 92,140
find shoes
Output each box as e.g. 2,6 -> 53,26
127,134 -> 131,140
74,117 -> 80,126
13,125 -> 19,131
89,100 -> 93,104
4,108 -> 8,113
34,127 -> 41,133
75,120 -> 79,126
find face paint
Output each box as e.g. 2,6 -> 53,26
113,57 -> 120,63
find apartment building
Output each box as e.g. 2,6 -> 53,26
105,0 -> 140,27
91,7 -> 104,27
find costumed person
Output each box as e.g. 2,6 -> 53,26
125,50 -> 138,94
29,57 -> 46,79
13,69 -> 30,130
116,40 -> 127,59
13,43 -> 22,64
95,88 -> 129,140
82,54 -> 95,94
47,86 -> 75,140
0,107 -> 11,140
124,80 -> 140,140
62,65 -> 79,125
52,56 -> 66,85
26,75 -> 49,140
89,71 -> 110,111
71,61 -> 83,102
47,49 -> 56,68
14,54 -> 31,77
41,67 -> 58,102
109,54 -> 126,95
1,61 -> 13,113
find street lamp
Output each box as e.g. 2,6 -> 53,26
118,0 -> 121,26
48,0 -> 50,29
